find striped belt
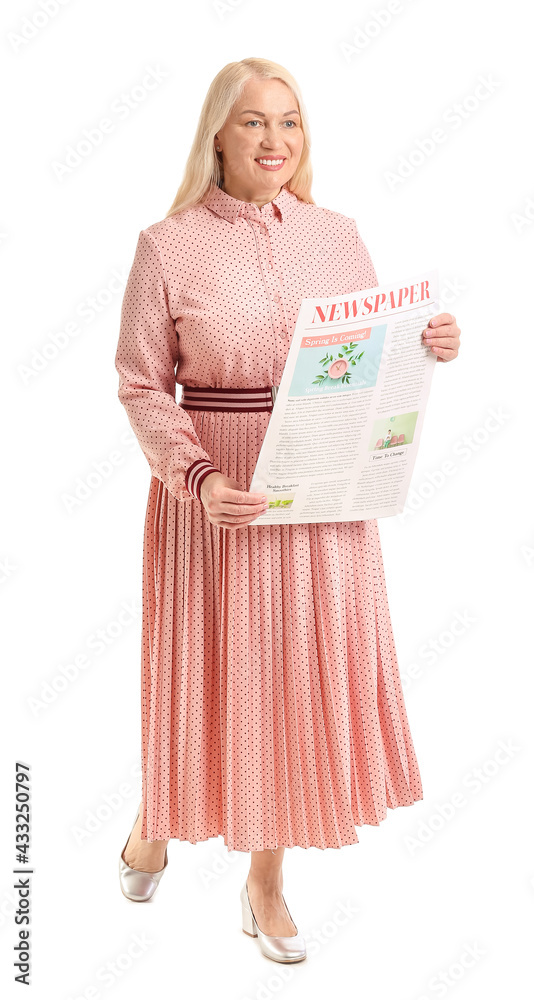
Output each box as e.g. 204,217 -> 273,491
180,385 -> 279,412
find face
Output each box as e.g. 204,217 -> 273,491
214,77 -> 305,203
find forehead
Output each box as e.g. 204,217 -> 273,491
231,78 -> 299,116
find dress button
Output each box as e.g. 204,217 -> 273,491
273,294 -> 280,303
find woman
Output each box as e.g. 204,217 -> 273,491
115,57 -> 461,964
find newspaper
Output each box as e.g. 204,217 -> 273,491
249,268 -> 439,524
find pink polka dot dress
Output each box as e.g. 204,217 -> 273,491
114,182 -> 423,851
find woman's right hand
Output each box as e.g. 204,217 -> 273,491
199,472 -> 269,529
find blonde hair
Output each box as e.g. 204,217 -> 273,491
165,57 -> 314,218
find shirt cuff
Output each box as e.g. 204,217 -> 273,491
185,459 -> 221,501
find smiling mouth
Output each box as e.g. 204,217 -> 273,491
255,157 -> 286,166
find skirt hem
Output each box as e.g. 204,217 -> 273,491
140,791 -> 424,852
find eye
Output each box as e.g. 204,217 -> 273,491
245,119 -> 299,128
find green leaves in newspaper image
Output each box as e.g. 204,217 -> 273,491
289,323 -> 385,396
313,343 -> 365,386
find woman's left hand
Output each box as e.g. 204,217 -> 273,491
422,313 -> 461,362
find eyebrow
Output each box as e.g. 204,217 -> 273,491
238,109 -> 300,117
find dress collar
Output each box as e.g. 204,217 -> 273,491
202,182 -> 298,224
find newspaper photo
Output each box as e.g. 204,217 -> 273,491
249,268 -> 440,525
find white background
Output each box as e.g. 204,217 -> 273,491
1,0 -> 533,997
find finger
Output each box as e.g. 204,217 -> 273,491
427,312 -> 456,328
423,324 -> 458,336
431,345 -> 458,359
217,500 -> 268,515
215,517 -> 262,529
215,506 -> 267,521
423,335 -> 458,347
219,487 -> 267,504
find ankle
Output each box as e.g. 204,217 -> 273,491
247,871 -> 283,893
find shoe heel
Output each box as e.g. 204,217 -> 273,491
242,901 -> 257,937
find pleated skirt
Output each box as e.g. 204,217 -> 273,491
139,404 -> 423,851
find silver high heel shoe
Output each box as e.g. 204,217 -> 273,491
240,879 -> 307,963
118,805 -> 168,902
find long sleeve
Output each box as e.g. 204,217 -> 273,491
115,228 -> 221,501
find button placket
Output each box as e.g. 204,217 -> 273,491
263,226 -> 286,336
243,215 -> 287,344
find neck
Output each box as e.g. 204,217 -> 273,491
221,180 -> 283,210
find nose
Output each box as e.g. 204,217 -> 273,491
259,127 -> 286,150
258,141 -> 286,155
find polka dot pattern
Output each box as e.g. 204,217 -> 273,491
115,183 -> 423,851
